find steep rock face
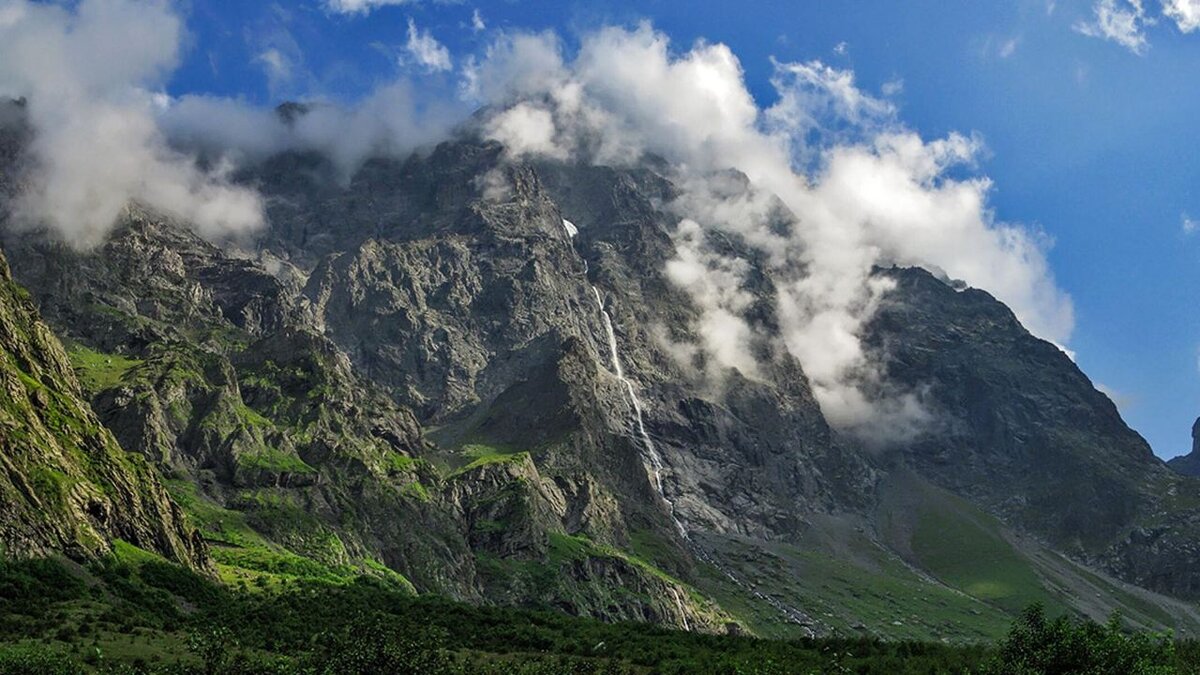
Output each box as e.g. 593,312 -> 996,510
2,212 -> 481,594
292,154 -> 684,557
0,166 -> 724,627
535,161 -> 875,535
6,208 -> 306,354
280,142 -> 873,549
0,248 -> 208,569
443,453 -> 729,630
272,142 -> 873,552
864,267 -> 1158,549
863,267 -> 1200,598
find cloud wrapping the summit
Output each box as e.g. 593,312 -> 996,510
470,23 -> 1074,439
161,81 -> 463,180
0,0 -> 263,247
0,4 -> 1076,441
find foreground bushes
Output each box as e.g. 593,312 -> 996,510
984,604 -> 1177,675
0,558 -> 1196,673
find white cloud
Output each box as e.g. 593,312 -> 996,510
833,41 -> 849,56
460,30 -> 566,104
1074,0 -> 1151,54
0,0 -> 263,248
484,102 -> 565,159
403,18 -> 452,72
881,78 -> 904,96
1163,0 -> 1200,31
162,81 -> 463,179
471,8 -> 485,33
999,37 -> 1020,58
255,48 -> 293,90
467,24 -> 1075,440
663,219 -> 762,381
1183,212 -> 1198,234
324,0 -> 414,16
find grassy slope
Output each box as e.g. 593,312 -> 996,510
882,473 -> 1200,638
163,479 -> 416,594
909,493 -> 1058,617
65,345 -> 142,392
689,530 -> 1012,642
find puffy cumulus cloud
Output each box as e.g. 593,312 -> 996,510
765,59 -> 896,168
474,25 -> 789,177
403,18 -> 452,72
0,0 -> 263,248
770,60 -> 895,130
460,30 -> 567,105
467,23 -> 1074,442
812,132 -> 1074,343
1074,0 -> 1151,54
483,103 -> 566,159
1163,0 -> 1200,31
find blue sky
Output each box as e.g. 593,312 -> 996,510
167,0 -> 1200,458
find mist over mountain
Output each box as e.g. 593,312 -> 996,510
2,0 -> 1200,665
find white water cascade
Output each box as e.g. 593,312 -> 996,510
590,285 -> 687,539
568,220 -> 810,632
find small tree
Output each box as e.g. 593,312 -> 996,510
188,623 -> 239,675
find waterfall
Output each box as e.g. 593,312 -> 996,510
569,220 -> 809,632
671,588 -> 692,632
590,285 -> 686,538
591,284 -> 815,632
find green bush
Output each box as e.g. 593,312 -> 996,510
0,646 -> 78,675
985,604 -> 1175,675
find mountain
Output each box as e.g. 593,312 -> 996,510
1167,419 -> 1200,477
0,244 -> 208,570
3,101 -> 1200,641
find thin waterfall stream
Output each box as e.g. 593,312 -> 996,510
568,219 -> 811,632
590,285 -> 686,538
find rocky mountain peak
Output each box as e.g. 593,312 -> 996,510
4,124 -> 1200,638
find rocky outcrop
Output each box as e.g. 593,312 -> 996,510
0,247 -> 209,570
1,210 -> 480,592
1166,418 -> 1200,477
445,452 -> 732,631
